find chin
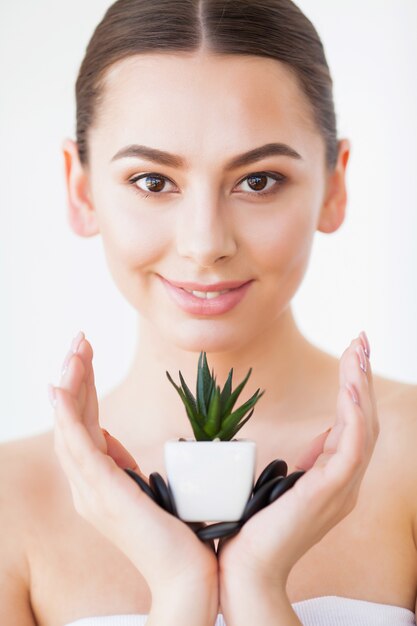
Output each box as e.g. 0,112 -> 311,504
163,319 -> 250,355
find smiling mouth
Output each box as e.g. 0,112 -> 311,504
179,287 -> 234,299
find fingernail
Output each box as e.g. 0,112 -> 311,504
48,383 -> 57,408
359,330 -> 371,359
71,330 -> 85,354
356,345 -> 367,373
346,382 -> 359,404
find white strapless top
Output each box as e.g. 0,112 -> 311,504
63,595 -> 416,625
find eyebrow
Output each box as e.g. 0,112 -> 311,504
110,142 -> 302,170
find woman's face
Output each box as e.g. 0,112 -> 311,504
80,52 -> 340,352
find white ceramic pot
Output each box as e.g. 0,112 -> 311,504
164,438 -> 257,522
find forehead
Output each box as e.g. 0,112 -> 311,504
92,51 -> 320,165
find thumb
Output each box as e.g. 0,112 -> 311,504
101,429 -> 142,474
293,427 -> 332,471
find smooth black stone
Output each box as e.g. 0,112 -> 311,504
166,482 -> 179,517
253,459 -> 288,493
268,470 -> 305,503
196,521 -> 242,541
124,468 -> 158,503
186,521 -> 207,532
240,475 -> 285,523
149,472 -> 174,514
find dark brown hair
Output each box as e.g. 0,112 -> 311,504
76,0 -> 338,169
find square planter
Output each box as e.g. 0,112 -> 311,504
164,438 -> 256,522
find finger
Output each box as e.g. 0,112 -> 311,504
320,385 -> 368,483
73,337 -> 104,449
53,390 -> 102,510
358,331 -> 378,432
54,386 -> 152,515
339,336 -> 377,440
70,337 -> 99,423
293,428 -> 332,471
102,429 -> 148,481
59,336 -> 105,451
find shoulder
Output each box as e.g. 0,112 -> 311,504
0,430 -> 57,624
372,374 -> 417,438
0,430 -> 60,540
0,429 -> 69,526
370,376 -> 417,539
371,374 -> 417,456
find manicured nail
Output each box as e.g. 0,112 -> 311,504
346,382 -> 359,404
48,383 -> 57,408
71,330 -> 85,354
359,330 -> 370,359
356,345 -> 367,373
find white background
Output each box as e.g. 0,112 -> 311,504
1,1 -> 416,443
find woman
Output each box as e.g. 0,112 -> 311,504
1,0 -> 416,625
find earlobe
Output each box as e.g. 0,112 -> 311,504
317,138 -> 351,234
61,138 -> 99,237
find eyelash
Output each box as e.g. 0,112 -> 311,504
127,171 -> 287,200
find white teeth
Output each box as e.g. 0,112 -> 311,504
186,289 -> 231,299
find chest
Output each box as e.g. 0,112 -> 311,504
28,447 -> 417,626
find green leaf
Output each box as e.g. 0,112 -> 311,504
228,408 -> 255,439
166,370 -> 182,395
167,370 -> 205,435
222,368 -> 253,417
175,386 -> 211,441
219,367 -> 233,414
204,385 -> 222,437
216,389 -> 264,440
178,370 -> 198,419
196,352 -> 213,419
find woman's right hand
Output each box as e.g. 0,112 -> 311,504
50,332 -> 218,610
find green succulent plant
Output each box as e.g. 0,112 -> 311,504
166,352 -> 265,441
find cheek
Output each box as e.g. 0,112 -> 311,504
247,201 -> 316,273
94,193 -> 170,271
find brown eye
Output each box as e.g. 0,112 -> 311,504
246,174 -> 269,191
129,173 -> 175,194
237,171 -> 286,197
144,175 -> 165,192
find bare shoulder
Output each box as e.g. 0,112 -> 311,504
370,374 -> 417,539
0,429 -> 66,526
371,372 -> 417,447
0,430 -> 57,625
372,371 -> 417,408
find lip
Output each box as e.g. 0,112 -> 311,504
161,276 -> 252,292
158,275 -> 254,316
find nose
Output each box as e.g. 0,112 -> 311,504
176,198 -> 237,267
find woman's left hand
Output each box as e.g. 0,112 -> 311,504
217,332 -> 379,602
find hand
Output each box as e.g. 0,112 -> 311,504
217,333 -> 379,596
49,332 -> 218,599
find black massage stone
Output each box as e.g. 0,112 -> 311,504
253,459 -> 288,492
268,470 -> 305,503
240,475 -> 285,523
125,459 -> 305,542
124,468 -> 158,503
149,472 -> 175,514
196,521 -> 242,541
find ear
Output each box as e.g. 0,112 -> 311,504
317,138 -> 351,234
61,138 -> 99,237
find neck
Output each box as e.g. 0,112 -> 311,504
99,307 -> 332,448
